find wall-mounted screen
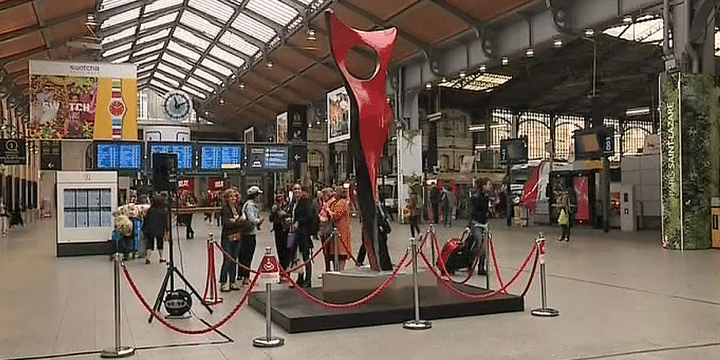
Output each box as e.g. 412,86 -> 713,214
500,138 -> 528,165
198,143 -> 244,171
574,127 -> 614,160
95,142 -> 142,170
247,145 -> 290,172
148,142 -> 194,170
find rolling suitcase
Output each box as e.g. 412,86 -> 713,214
437,232 -> 478,275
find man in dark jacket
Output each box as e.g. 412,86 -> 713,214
289,184 -> 316,287
469,180 -> 490,275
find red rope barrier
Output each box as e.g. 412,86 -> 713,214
489,236 -> 507,293
335,232 -> 360,264
419,245 -> 538,301
520,245 -> 539,298
280,249 -> 411,309
122,265 -> 260,335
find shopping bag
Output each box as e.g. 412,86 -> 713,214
286,231 -> 296,248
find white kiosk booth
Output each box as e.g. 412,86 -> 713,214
56,171 -> 117,257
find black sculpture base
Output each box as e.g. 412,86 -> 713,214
248,284 -> 524,333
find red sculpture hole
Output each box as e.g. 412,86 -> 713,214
346,44 -> 380,81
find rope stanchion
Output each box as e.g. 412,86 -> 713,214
202,233 -> 222,305
402,237 -> 432,330
281,249 -> 411,309
122,263 -> 260,335
489,236 -> 507,293
530,233 -> 560,317
253,248 -> 284,348
101,253 -> 135,358
419,245 -> 538,301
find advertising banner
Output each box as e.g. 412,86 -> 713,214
29,60 -> 137,140
276,112 -> 288,143
287,105 -> 307,143
327,87 -> 350,144
661,74 -> 714,249
573,176 -> 590,223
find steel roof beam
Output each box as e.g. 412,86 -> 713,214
128,2 -> 150,62
171,23 -> 253,66
97,0 -> 151,21
429,0 -> 482,32
105,37 -> 167,61
154,66 -> 210,94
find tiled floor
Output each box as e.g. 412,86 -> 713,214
1,215 -> 718,360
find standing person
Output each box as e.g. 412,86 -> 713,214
328,186 -> 352,271
408,190 -> 421,238
184,193 -> 197,239
558,186 -> 571,242
219,189 -> 243,292
440,185 -> 452,227
142,196 -> 168,264
288,184 -> 315,288
469,179 -> 490,275
0,198 -> 9,236
318,187 -> 337,272
238,186 -> 264,286
430,186 -> 440,224
270,192 -> 289,270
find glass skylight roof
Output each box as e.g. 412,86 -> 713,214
603,15 -> 664,43
209,46 -> 245,67
188,0 -> 234,22
219,31 -> 260,56
145,0 -> 183,14
439,72 -> 512,92
99,0 -> 321,99
137,28 -> 171,45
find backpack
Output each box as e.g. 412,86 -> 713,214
239,202 -> 256,235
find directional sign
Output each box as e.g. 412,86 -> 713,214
292,144 -> 307,163
0,139 -> 26,165
41,141 -> 62,170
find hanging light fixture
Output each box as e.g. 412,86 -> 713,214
219,97 -> 225,105
479,64 -> 487,72
553,38 -> 563,48
265,60 -> 273,68
501,57 -> 509,66
239,83 -> 246,89
306,28 -> 316,41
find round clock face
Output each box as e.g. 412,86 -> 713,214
163,92 -> 191,120
109,100 -> 126,117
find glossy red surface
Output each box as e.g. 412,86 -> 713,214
326,9 -> 397,201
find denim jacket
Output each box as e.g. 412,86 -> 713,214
243,199 -> 261,236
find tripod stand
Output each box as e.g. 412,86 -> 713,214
148,192 -> 213,323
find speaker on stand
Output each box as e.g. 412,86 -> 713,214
152,153 -> 178,192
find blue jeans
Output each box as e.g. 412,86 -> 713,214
469,222 -> 487,273
442,207 -> 452,227
219,233 -> 241,283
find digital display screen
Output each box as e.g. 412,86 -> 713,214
199,143 -> 244,170
247,145 -> 290,172
574,127 -> 614,159
576,134 -> 600,154
149,142 -> 194,170
96,142 -> 142,170
500,138 -> 528,165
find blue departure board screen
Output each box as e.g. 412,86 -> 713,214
148,142 -> 194,170
199,143 -> 244,170
95,142 -> 142,170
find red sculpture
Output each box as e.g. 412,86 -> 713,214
326,10 -> 397,271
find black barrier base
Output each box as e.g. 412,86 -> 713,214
248,284 -> 524,333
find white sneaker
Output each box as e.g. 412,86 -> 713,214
220,283 -> 230,292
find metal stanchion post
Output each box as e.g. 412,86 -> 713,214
484,226 -> 490,290
101,253 -> 136,358
333,228 -> 340,272
428,224 -> 436,267
403,237 -> 432,330
253,248 -> 284,347
531,233 -> 559,317
204,232 -> 222,305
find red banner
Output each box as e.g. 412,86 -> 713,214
574,176 -> 590,223
522,162 -> 542,214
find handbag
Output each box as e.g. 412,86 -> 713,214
286,231 -> 296,248
229,232 -> 242,242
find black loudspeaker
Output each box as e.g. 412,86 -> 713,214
152,153 -> 178,191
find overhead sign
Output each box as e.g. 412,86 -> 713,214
0,139 -> 26,165
247,145 -> 290,172
41,140 -> 62,170
327,88 -> 350,144
574,127 -> 614,160
500,138 -> 528,165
